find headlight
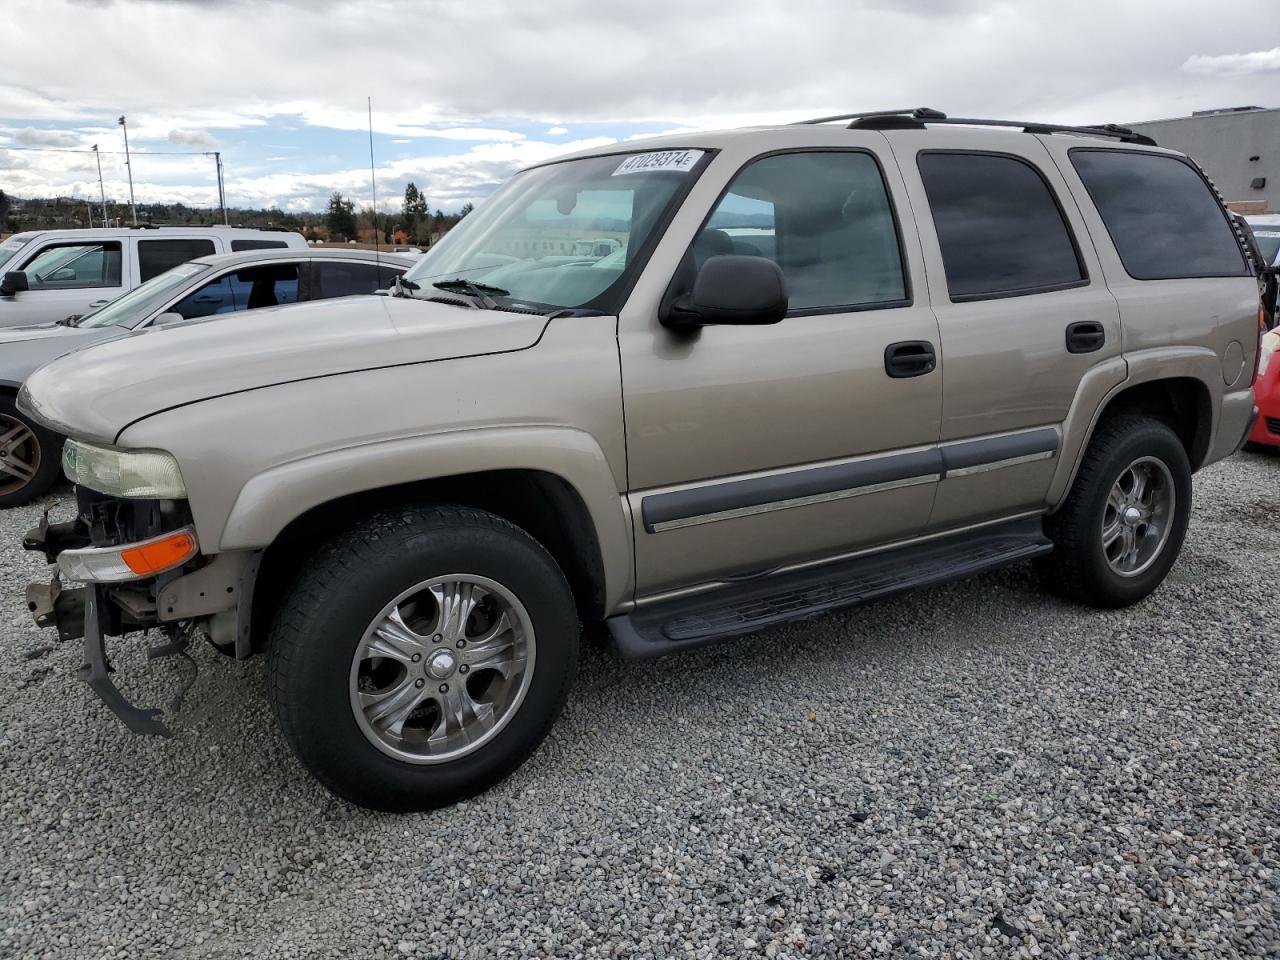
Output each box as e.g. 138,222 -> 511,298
61,440 -> 187,499
1259,330 -> 1278,378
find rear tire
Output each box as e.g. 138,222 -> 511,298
268,504 -> 579,812
0,395 -> 62,509
1035,416 -> 1191,608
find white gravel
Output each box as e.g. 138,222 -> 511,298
1,452 -> 1278,959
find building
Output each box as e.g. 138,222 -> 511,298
1127,106 -> 1279,213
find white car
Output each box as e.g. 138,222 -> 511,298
0,226 -> 307,328
1245,214 -> 1280,269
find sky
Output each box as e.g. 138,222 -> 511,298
1,0 -> 1277,216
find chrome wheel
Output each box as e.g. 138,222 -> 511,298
0,414 -> 40,497
348,574 -> 535,765
1101,456 -> 1175,578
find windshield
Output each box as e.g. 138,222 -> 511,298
403,149 -> 706,312
76,262 -> 206,328
0,237 -> 29,275
1253,230 -> 1280,266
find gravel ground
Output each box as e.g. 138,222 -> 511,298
0,452 -> 1277,960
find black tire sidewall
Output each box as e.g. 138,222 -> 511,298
1072,422 -> 1192,606
0,395 -> 62,508
272,513 -> 578,810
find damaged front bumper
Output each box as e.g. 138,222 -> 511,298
23,504 -> 260,737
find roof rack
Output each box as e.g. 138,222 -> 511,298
794,107 -> 1157,146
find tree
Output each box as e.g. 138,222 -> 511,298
325,191 -> 357,241
401,182 -> 428,242
458,202 -> 474,218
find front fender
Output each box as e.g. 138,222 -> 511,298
218,425 -> 634,611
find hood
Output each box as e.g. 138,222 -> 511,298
20,295 -> 551,443
0,323 -> 124,388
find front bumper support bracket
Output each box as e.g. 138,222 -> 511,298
78,584 -> 172,737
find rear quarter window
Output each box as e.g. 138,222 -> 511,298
1069,150 -> 1248,281
231,239 -> 290,252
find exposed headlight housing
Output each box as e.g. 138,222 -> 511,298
62,440 -> 187,499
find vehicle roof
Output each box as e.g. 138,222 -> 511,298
1245,214 -> 1280,226
550,117 -> 1182,167
3,226 -> 302,242
187,248 -> 418,269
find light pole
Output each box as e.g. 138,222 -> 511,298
118,115 -> 137,225
92,144 -> 108,227
205,151 -> 228,226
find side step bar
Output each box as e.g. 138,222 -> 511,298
608,519 -> 1052,659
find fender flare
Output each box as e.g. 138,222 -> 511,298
1047,346 -> 1219,505
218,425 -> 634,610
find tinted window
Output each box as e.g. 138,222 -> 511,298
231,239 -> 290,252
312,261 -> 403,299
701,152 -> 906,311
137,238 -> 216,282
1071,151 -> 1249,280
168,263 -> 299,321
918,153 -> 1084,300
21,241 -> 122,290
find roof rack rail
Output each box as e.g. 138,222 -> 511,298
796,108 -> 1157,146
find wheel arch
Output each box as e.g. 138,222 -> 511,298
1050,357 -> 1217,507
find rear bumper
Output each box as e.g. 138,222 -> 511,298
1247,367 -> 1280,447
1206,387 -> 1260,464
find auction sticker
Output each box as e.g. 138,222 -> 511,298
613,150 -> 704,176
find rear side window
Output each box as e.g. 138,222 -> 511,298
168,263 -> 299,321
918,152 -> 1085,301
699,151 -> 907,312
312,261 -> 403,299
137,238 -> 216,282
1070,150 -> 1248,280
231,239 -> 290,252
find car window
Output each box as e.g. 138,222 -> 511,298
137,238 -> 217,283
918,152 -> 1085,301
20,241 -> 123,290
168,263 -> 299,321
1255,231 -> 1280,266
1070,150 -> 1248,281
312,261 -> 404,299
0,236 -> 29,274
700,151 -> 907,311
231,239 -> 290,252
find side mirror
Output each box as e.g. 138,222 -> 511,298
664,255 -> 787,329
0,271 -> 29,297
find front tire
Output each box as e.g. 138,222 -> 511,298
1036,415 -> 1192,608
268,505 -> 579,811
0,395 -> 62,508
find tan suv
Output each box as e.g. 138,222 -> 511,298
19,109 -> 1262,811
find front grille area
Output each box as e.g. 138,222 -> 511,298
1266,417 -> 1280,436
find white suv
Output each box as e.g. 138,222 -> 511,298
0,226 -> 307,328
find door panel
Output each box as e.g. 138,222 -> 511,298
619,143 -> 943,596
887,131 -> 1126,528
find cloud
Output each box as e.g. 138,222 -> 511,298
12,127 -> 80,147
168,128 -> 217,147
546,126 -> 569,135
1181,47 -> 1280,76
391,138 -> 411,144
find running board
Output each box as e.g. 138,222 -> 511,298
608,519 -> 1051,659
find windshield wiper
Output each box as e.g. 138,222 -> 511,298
431,279 -> 509,310
55,315 -> 81,327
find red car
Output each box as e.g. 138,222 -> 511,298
1248,327 -> 1280,449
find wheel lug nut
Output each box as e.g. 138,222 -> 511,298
456,639 -> 466,649
459,665 -> 469,674
414,679 -> 425,688
411,653 -> 422,663
439,683 -> 449,693
433,634 -> 442,643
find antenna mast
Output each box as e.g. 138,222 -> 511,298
368,97 -> 381,268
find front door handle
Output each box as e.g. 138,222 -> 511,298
1065,321 -> 1106,354
88,299 -> 110,308
884,340 -> 937,378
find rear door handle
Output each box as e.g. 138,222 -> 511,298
884,340 -> 937,378
1065,321 -> 1106,354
